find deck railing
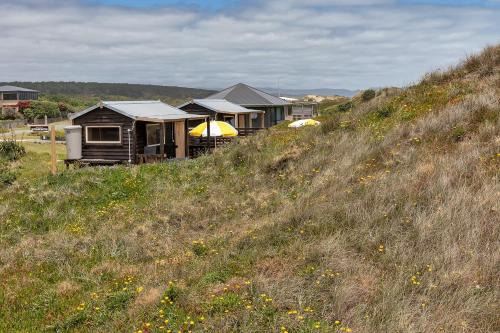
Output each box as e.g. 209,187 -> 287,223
235,127 -> 264,136
187,127 -> 264,158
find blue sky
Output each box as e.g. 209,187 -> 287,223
0,0 -> 498,90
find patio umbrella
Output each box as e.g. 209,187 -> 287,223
288,119 -> 321,128
189,121 -> 238,138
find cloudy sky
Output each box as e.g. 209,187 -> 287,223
0,0 -> 498,90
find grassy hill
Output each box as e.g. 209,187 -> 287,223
0,45 -> 499,333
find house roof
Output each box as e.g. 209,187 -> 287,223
206,83 -> 290,107
70,101 -> 207,122
178,99 -> 264,114
0,85 -> 39,93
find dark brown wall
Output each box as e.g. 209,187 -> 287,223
72,107 -> 134,162
180,103 -> 215,118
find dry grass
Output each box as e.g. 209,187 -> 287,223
0,45 -> 499,333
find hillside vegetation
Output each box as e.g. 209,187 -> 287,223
0,46 -> 499,333
0,82 -> 214,100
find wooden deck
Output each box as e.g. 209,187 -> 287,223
64,159 -> 125,167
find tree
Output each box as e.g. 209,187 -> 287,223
21,101 -> 61,120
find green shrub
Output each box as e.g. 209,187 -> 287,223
0,140 -> 26,161
337,101 -> 353,112
362,89 -> 376,101
0,162 -> 17,185
375,105 -> 395,118
21,101 -> 61,120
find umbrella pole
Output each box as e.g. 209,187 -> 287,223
206,117 -> 210,153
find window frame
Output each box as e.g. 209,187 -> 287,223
146,123 -> 162,147
223,115 -> 235,126
85,125 -> 122,144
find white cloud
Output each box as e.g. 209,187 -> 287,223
0,0 -> 498,90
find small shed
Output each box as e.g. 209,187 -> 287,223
69,101 -> 207,164
179,99 -> 265,133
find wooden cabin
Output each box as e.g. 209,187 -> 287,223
68,101 -> 207,164
204,83 -> 290,128
178,99 -> 265,136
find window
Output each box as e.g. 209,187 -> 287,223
146,124 -> 161,146
2,93 -> 18,101
275,107 -> 285,122
223,116 -> 235,126
86,126 -> 121,144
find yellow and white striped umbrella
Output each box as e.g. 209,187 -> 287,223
288,119 -> 321,128
189,121 -> 238,137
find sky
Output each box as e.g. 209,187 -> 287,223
0,0 -> 498,90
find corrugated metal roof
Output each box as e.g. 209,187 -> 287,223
70,101 -> 207,122
206,83 -> 290,106
179,99 -> 264,114
0,85 -> 39,92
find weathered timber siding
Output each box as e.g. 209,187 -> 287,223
72,107 -> 134,161
180,103 -> 215,118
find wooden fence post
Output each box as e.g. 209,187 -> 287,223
51,126 -> 57,175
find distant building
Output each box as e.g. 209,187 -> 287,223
206,83 -> 290,127
286,100 -> 318,121
179,99 -> 265,130
0,85 -> 39,114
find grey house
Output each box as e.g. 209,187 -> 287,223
0,85 -> 39,114
206,83 -> 290,128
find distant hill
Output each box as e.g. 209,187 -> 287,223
0,82 -> 215,100
261,87 -> 359,98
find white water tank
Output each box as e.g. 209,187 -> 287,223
64,125 -> 82,160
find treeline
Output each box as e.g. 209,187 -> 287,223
0,82 -> 215,100
0,82 -> 217,121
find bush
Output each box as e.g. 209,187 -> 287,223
1,108 -> 17,120
375,105 -> 395,118
0,140 -> 26,161
362,89 -> 376,101
0,163 -> 16,185
21,101 -> 61,120
337,101 -> 353,112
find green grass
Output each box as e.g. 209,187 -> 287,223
0,45 -> 499,333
